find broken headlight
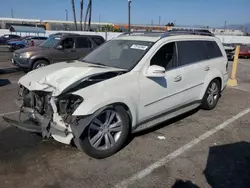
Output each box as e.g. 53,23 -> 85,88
57,94 -> 83,115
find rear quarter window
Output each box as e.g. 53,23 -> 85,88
91,37 -> 105,46
205,41 -> 223,59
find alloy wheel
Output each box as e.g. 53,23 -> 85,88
207,82 -> 219,106
88,109 -> 123,150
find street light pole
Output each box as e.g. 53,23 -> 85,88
128,0 -> 131,35
65,9 -> 68,21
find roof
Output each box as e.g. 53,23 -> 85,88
9,25 -> 46,33
0,17 -> 41,22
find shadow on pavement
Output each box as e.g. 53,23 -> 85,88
0,67 -> 20,75
171,179 -> 200,188
204,141 -> 250,188
0,79 -> 11,87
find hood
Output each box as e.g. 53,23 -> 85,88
18,61 -> 126,96
15,46 -> 46,54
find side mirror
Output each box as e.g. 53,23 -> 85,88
56,45 -> 63,50
145,65 -> 166,78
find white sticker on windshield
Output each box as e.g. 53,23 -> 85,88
130,44 -> 148,50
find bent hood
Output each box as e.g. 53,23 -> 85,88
19,61 -> 126,96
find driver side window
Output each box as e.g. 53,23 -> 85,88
61,37 -> 74,49
150,42 -> 177,71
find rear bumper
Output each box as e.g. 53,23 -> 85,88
223,72 -> 229,91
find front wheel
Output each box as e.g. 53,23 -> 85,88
74,106 -> 130,159
32,60 -> 49,70
201,79 -> 221,110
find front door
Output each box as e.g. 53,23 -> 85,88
52,37 -> 78,63
138,42 -> 187,122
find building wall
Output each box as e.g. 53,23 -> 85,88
0,29 -> 250,44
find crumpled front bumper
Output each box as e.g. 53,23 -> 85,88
2,106 -> 74,144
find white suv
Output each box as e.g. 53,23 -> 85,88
4,31 -> 229,159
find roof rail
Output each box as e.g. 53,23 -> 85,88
118,31 -> 165,37
161,29 -> 215,38
118,29 -> 214,38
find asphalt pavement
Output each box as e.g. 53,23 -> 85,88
0,49 -> 250,188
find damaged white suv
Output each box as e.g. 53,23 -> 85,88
4,31 -> 229,159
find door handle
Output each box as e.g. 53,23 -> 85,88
204,66 -> 210,71
174,75 -> 182,82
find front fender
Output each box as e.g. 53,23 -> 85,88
72,96 -> 138,127
29,56 -> 50,65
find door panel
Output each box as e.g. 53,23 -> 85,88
138,42 -> 186,122
176,41 -> 210,101
52,37 -> 77,62
138,69 -> 185,122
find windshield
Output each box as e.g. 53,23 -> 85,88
39,36 -> 60,48
80,39 -> 154,70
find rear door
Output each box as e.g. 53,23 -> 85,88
74,37 -> 93,59
175,40 -> 209,102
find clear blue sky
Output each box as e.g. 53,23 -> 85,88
0,0 -> 249,27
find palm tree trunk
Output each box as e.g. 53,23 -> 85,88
84,2 -> 90,31
88,0 -> 92,31
80,0 -> 84,31
71,0 -> 78,31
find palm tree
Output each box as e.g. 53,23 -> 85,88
84,0 -> 92,31
71,0 -> 78,31
80,0 -> 84,31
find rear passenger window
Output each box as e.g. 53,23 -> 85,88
92,37 -> 105,46
75,37 -> 91,48
205,41 -> 223,59
177,41 -> 208,66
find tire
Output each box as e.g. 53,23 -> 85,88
74,105 -> 130,159
32,60 -> 49,70
200,79 -> 221,110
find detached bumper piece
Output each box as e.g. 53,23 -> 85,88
2,116 -> 42,133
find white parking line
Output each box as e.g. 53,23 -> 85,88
115,107 -> 250,188
0,111 -> 19,116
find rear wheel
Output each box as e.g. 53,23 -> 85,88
201,79 -> 221,110
74,106 -> 130,159
32,60 -> 49,70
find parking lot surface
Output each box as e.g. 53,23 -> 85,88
0,49 -> 250,188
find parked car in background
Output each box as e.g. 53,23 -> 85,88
11,33 -> 105,71
0,34 -> 21,45
5,31 -> 229,159
239,45 -> 250,59
223,43 -> 235,61
8,36 -> 48,51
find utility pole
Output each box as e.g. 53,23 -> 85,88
11,8 -> 13,18
159,16 -> 161,26
98,14 -> 101,30
224,21 -> 227,30
128,0 -> 132,35
65,9 -> 68,21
